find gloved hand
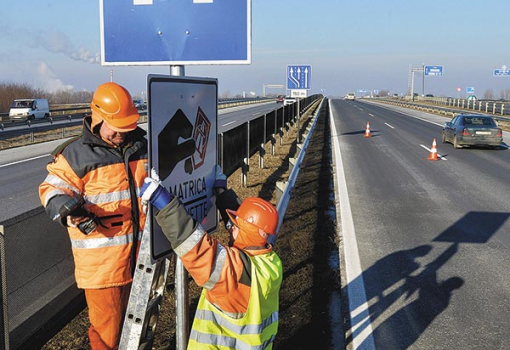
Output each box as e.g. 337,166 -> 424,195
140,169 -> 174,210
213,165 -> 227,196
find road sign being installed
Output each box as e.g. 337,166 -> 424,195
147,74 -> 218,259
424,65 -> 444,76
287,65 -> 312,90
100,0 -> 251,65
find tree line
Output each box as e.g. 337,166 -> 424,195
0,82 -> 93,113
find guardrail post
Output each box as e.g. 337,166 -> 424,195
242,122 -> 250,187
259,142 -> 265,169
486,103 -> 489,113
242,158 -> 249,188
288,158 -> 297,173
501,104 -> 505,115
479,102 -> 482,112
275,181 -> 288,204
493,102 -> 496,114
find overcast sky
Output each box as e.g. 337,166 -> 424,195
2,0 -> 510,98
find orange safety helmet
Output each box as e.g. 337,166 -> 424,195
226,197 -> 279,249
90,82 -> 139,132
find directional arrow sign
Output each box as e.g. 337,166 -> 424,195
287,65 -> 312,90
100,0 -> 251,65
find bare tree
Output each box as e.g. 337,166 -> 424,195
483,88 -> 494,100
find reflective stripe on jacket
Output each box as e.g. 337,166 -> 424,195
39,118 -> 148,289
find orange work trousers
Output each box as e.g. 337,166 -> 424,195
84,284 -> 131,350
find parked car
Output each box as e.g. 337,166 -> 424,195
441,114 -> 503,149
276,95 -> 285,103
9,99 -> 50,121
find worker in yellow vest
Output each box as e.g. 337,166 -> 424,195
141,166 -> 282,349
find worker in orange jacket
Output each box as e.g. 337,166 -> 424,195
140,167 -> 283,349
39,82 -> 147,350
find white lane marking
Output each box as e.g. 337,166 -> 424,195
222,121 -> 236,127
369,113 -> 375,117
384,123 -> 395,129
330,101 -> 376,350
0,154 -> 50,168
420,144 -> 447,160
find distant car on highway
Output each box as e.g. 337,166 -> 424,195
133,99 -> 146,110
344,93 -> 356,100
441,114 -> 503,149
284,96 -> 296,106
276,95 -> 285,103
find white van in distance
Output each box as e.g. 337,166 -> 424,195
9,99 -> 50,121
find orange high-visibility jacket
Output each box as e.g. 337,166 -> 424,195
154,191 -> 283,316
39,118 -> 148,289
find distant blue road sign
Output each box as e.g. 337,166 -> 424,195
287,65 -> 311,90
100,0 -> 251,65
493,69 -> 510,77
424,65 -> 443,76
466,87 -> 475,94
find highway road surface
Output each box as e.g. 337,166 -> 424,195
331,99 -> 510,350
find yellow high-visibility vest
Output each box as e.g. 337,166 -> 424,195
188,252 -> 282,350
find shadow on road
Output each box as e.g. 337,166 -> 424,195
345,211 -> 509,349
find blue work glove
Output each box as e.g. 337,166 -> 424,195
213,165 -> 227,192
140,170 -> 174,210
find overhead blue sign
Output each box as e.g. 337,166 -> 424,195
100,0 -> 251,65
493,69 -> 510,77
287,65 -> 312,90
424,65 -> 443,76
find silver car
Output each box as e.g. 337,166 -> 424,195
441,114 -> 503,149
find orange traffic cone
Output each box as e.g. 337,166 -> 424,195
427,138 -> 439,161
364,122 -> 371,138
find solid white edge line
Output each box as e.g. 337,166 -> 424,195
221,121 -> 236,127
330,100 -> 376,350
0,154 -> 50,168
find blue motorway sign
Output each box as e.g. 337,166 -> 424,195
493,69 -> 510,77
424,65 -> 443,76
100,0 -> 251,65
466,87 -> 475,94
287,65 -> 312,90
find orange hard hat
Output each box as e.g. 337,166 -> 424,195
226,197 -> 279,249
90,82 -> 139,132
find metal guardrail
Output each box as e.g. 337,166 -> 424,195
268,97 -> 326,246
378,97 -> 510,124
0,94 -> 322,349
0,98 -> 274,138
